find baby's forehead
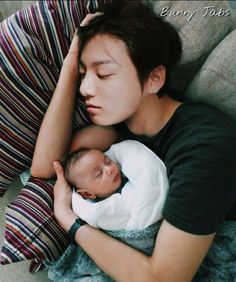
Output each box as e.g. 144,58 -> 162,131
85,149 -> 105,162
75,149 -> 104,170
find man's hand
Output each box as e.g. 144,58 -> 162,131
68,12 -> 103,55
53,161 -> 77,232
64,12 -> 103,74
80,12 -> 103,27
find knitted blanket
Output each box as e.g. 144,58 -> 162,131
46,221 -> 161,281
46,221 -> 236,281
193,221 -> 236,282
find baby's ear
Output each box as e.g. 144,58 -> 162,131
85,192 -> 96,200
78,190 -> 96,199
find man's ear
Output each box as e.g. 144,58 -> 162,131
77,189 -> 96,200
146,65 -> 166,95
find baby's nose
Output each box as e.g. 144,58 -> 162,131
107,165 -> 115,176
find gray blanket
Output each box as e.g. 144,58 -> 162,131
46,222 -> 161,281
46,221 -> 236,282
193,221 -> 236,282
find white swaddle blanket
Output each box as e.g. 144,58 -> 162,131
72,140 -> 168,230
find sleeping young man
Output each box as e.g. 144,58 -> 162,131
32,1 -> 236,281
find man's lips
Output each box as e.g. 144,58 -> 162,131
86,104 -> 101,114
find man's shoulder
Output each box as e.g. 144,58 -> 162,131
169,101 -> 236,141
178,101 -> 236,125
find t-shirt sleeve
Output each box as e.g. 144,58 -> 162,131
162,133 -> 236,235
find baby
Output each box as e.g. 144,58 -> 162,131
64,140 -> 168,231
64,148 -> 125,200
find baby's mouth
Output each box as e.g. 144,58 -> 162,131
113,172 -> 120,183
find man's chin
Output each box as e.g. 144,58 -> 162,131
90,114 -> 120,126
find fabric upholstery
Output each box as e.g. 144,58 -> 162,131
1,177 -> 68,265
152,0 -> 234,92
1,0 -> 92,196
185,30 -> 236,120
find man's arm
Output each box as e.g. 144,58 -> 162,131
53,162 -> 215,282
75,221 -> 214,282
31,34 -> 80,179
69,125 -> 118,154
31,13 -> 104,179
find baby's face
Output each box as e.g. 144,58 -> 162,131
71,149 -> 121,198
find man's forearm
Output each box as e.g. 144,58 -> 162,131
69,125 -> 119,153
31,56 -> 78,178
75,224 -> 158,282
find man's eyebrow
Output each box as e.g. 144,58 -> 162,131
79,59 -> 118,68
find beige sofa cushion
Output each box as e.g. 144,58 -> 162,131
185,30 -> 236,120
152,1 -> 234,91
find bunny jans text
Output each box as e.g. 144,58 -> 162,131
160,5 -> 230,22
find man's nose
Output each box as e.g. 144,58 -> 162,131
79,75 -> 96,97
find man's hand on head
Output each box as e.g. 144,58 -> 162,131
80,12 -> 103,27
65,12 -> 104,78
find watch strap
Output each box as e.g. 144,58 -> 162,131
68,217 -> 86,244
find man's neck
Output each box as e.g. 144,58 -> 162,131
126,94 -> 182,136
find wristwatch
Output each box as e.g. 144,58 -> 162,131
68,217 -> 86,244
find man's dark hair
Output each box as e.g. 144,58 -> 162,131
78,0 -> 182,100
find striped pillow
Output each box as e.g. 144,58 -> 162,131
1,177 -> 69,269
1,0 -> 92,196
1,0 -> 109,271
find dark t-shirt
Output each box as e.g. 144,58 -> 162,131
115,102 -> 236,235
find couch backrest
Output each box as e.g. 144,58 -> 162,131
152,1 -> 236,120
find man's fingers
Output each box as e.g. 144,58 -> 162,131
68,30 -> 80,53
80,12 -> 103,27
53,161 -> 64,179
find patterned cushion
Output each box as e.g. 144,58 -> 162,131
0,0 -> 109,271
0,0 -> 92,196
1,178 -> 68,266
